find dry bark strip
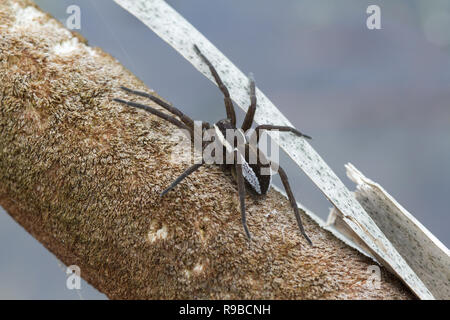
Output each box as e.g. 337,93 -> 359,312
345,164 -> 449,299
0,0 -> 413,299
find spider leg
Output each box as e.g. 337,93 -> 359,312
114,98 -> 191,132
253,125 -> 312,144
277,165 -> 312,245
241,73 -> 257,132
119,86 -> 195,129
234,150 -> 251,240
194,45 -> 237,127
160,163 -> 203,197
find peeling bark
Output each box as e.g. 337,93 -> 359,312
0,0 -> 413,299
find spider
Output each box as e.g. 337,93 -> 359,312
114,45 -> 312,245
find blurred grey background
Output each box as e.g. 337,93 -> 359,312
1,0 -> 449,299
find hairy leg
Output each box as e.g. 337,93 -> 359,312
277,165 -> 312,245
194,45 -> 237,127
160,163 -> 203,197
241,73 -> 257,132
234,150 -> 251,240
253,125 -> 312,144
119,86 -> 195,129
114,98 -> 191,131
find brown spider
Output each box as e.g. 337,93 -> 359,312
114,45 -> 312,245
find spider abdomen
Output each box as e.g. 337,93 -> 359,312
213,120 -> 272,195
241,144 -> 272,195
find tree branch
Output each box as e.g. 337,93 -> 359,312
0,0 -> 413,299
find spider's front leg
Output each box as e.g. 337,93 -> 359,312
118,86 -> 195,130
253,125 -> 312,144
114,98 -> 191,132
237,73 -> 311,142
241,73 -> 256,132
194,45 -> 237,127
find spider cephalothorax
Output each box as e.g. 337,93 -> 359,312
114,45 -> 312,245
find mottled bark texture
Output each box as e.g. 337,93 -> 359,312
0,0 -> 413,299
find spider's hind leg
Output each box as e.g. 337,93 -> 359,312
276,165 -> 312,245
160,163 -> 203,197
234,150 -> 251,240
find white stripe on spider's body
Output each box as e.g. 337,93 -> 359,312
213,124 -> 234,154
213,124 -> 274,195
238,152 -> 262,194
